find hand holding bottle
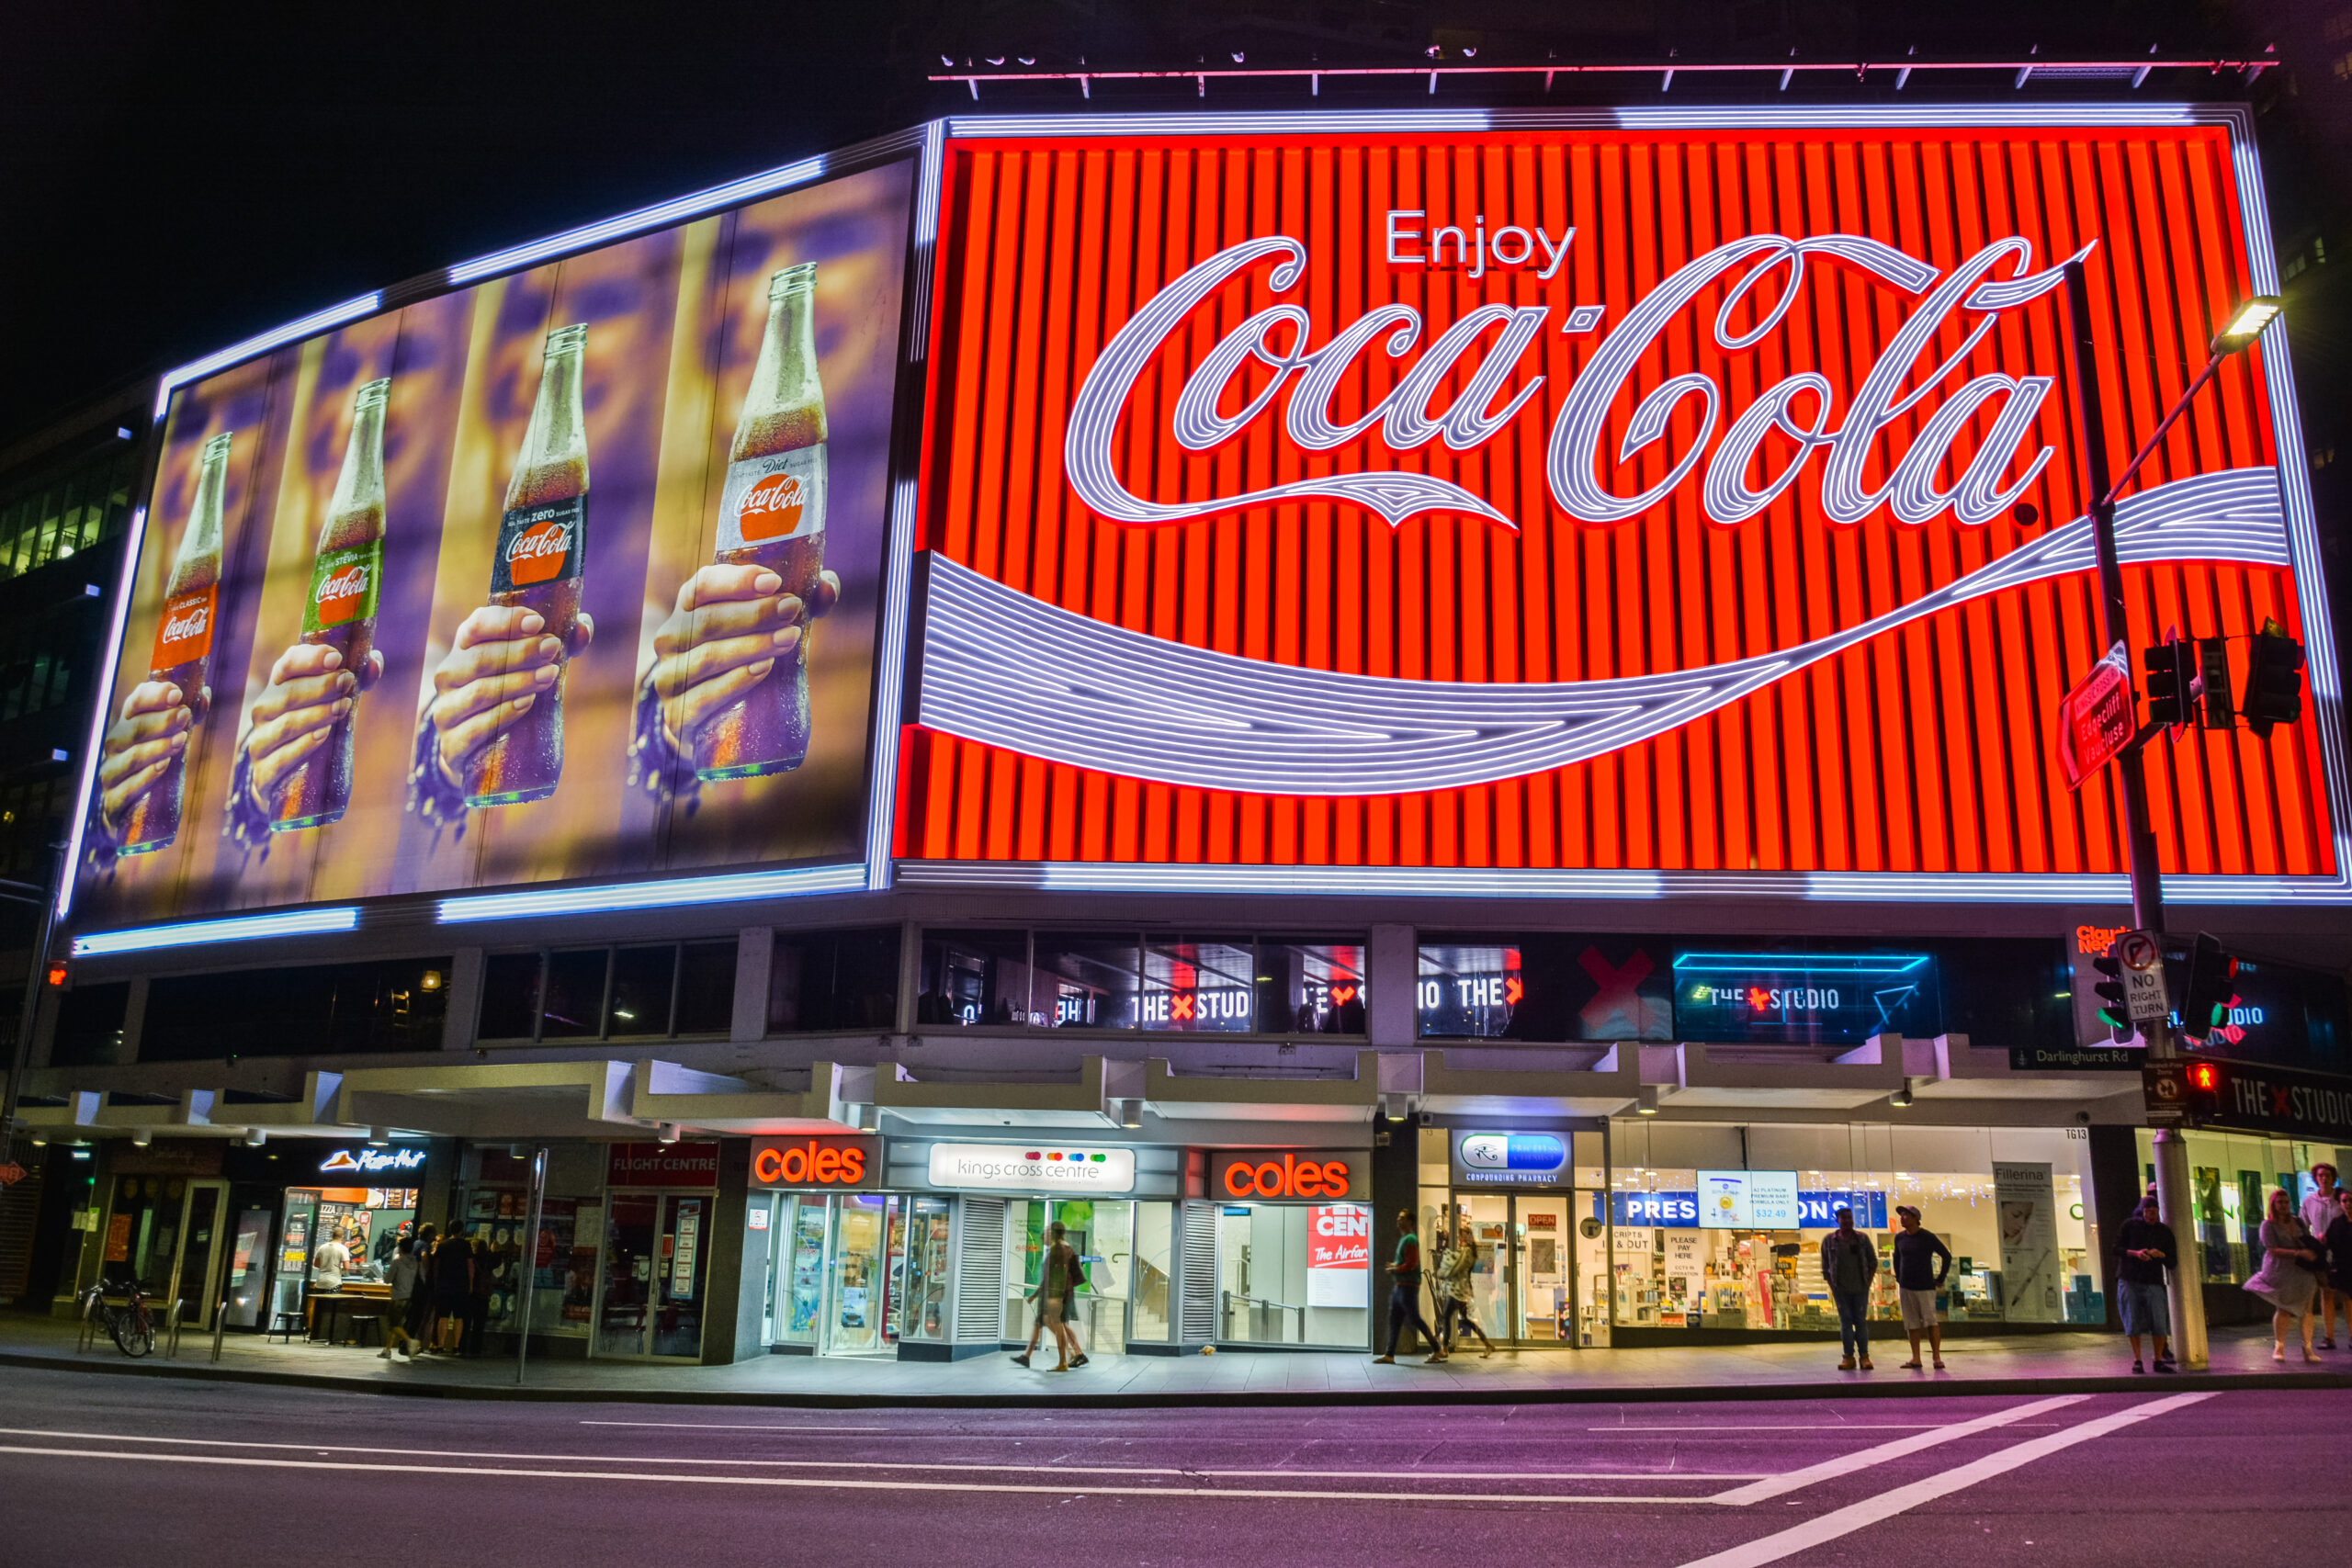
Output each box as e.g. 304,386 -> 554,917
649,564 -> 837,746
99,681 -> 200,829
243,643 -> 384,805
424,605 -> 594,791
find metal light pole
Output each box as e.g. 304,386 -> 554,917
514,1145 -> 548,1386
2063,263 -> 2281,1370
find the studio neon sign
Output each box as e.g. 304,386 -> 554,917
1067,228 -> 2078,534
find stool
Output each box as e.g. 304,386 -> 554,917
266,1310 -> 304,1343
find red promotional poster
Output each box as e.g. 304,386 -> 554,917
1307,1203 -> 1371,1307
900,108 -> 2345,901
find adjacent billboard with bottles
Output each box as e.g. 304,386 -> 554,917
76,155 -> 914,923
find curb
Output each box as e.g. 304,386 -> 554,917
6,1348 -> 2348,1409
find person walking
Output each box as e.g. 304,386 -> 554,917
2114,1194 -> 2178,1373
1890,1205 -> 1953,1371
1011,1221 -> 1085,1371
2301,1163 -> 2342,1348
1436,1221 -> 1496,1359
1373,1209 -> 1442,1364
1818,1206 -> 1878,1371
2323,1189 -> 2352,1354
402,1224 -> 437,1356
2245,1187 -> 2324,1363
379,1236 -> 422,1361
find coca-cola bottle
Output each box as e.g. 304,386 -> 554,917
120,430 -> 232,855
275,377 -> 390,831
466,323 -> 588,808
695,264 -> 827,781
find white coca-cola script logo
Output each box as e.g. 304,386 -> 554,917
159,605 -> 210,643
317,564 -> 370,603
1065,230 -> 2086,532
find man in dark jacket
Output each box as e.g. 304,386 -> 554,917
1373,1210 -> 1442,1365
2114,1194 -> 2178,1373
1819,1206 -> 1879,1371
1891,1204 -> 1954,1371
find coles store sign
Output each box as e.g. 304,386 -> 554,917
909,124 -> 2332,885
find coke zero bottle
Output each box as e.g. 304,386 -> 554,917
695,264 -> 826,781
466,323 -> 587,808
275,377 -> 389,831
120,430 -> 232,855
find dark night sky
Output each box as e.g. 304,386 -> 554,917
0,1 -> 2301,447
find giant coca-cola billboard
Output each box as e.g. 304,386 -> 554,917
899,107 -> 2346,900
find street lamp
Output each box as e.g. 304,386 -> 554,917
2062,262 -> 2284,1371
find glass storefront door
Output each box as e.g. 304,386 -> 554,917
1515,1194 -> 1569,1344
594,1190 -> 712,1359
1441,1190 -> 1587,1348
1001,1199 -> 1136,1355
100,1176 -> 229,1330
823,1194 -> 892,1355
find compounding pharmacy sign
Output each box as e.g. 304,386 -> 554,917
900,106 -> 2346,904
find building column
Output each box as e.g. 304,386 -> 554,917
115,976 -> 148,1066
1366,923 -> 1416,1048
439,950 -> 482,1051
731,928 -> 773,1044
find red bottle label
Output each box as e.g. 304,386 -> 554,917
153,585 -> 218,667
491,495 -> 585,593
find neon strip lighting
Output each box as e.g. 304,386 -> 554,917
446,157 -> 831,284
895,859 -> 2352,906
57,502 -> 150,920
73,907 -> 360,957
933,59 -> 2266,88
436,863 -> 866,923
153,294 -> 382,418
1673,953 -> 1934,974
913,470 -> 2286,797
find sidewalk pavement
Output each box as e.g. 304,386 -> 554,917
5,1314 -> 2344,1408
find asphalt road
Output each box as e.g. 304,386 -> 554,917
0,1365 -> 2342,1565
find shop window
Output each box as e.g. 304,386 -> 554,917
915,929 -> 1033,1026
477,942 -> 739,1043
1419,935 -> 1674,1042
917,930 -> 1367,1035
141,958 -> 451,1061
769,927 -> 900,1032
49,981 -> 129,1066
1215,1201 -> 1371,1346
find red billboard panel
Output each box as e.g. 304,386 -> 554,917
899,109 -> 2343,897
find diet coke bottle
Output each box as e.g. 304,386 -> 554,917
275,377 -> 389,831
467,323 -> 587,807
696,264 -> 826,781
120,430 -> 232,855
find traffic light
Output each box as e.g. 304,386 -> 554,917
2199,637 -> 2235,731
2185,1057 -> 2223,1123
2244,619 -> 2305,738
2179,932 -> 2241,1042
2142,637 -> 2196,731
2089,950 -> 2135,1043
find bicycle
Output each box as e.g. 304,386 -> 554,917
80,1282 -> 157,1358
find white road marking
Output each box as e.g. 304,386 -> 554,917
579,1421 -> 888,1431
0,1427 -> 1759,1483
1708,1394 -> 2086,1504
0,1445 -> 1716,1505
1673,1393 -> 2214,1568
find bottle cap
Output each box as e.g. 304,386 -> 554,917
354,378 -> 391,411
770,263 -> 818,299
545,323 -> 588,354
202,431 -> 234,459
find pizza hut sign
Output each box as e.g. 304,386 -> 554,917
1069,228 -> 2074,535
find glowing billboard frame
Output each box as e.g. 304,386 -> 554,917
65,122 -> 943,933
899,101 -> 2351,905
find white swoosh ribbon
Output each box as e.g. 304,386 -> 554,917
910,468 -> 2289,796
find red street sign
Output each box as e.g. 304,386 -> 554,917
0,1163 -> 26,1189
2057,641 -> 2135,791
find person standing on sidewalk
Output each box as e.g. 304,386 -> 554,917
1011,1221 -> 1085,1371
379,1236 -> 421,1361
1818,1206 -> 1877,1371
2114,1194 -> 2178,1373
2245,1187 -> 2324,1363
1373,1209 -> 1442,1364
2301,1163 -> 2341,1348
1890,1205 -> 1952,1371
2323,1189 -> 2352,1353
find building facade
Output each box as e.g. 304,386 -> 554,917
7,101 -> 2350,1367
